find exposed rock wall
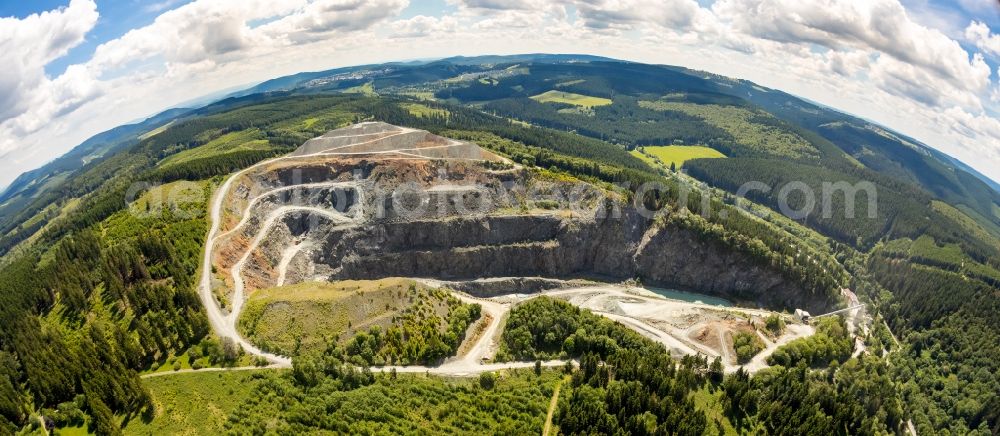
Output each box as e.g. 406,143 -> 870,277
312,212 -> 831,313
213,122 -> 834,314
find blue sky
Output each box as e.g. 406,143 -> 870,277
0,0 -> 456,77
398,0 -> 456,19
2,0 -> 193,76
2,0 -> 1000,189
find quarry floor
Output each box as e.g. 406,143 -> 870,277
198,122 -> 818,375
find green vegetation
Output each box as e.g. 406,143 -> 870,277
931,200 -> 1000,243
123,370 -> 280,435
239,279 -> 480,363
497,297 -> 664,362
684,156 -> 1000,258
530,90 -> 612,107
130,294 -> 906,436
157,128 -> 270,168
740,356 -> 903,434
125,368 -> 557,434
767,316 -> 852,368
732,331 -> 764,364
137,120 -> 174,140
639,100 -> 818,158
239,278 -> 424,356
2,55 -> 999,434
632,145 -> 725,170
444,129 -> 659,188
690,386 -> 739,435
505,296 -> 903,434
880,235 -> 1000,286
139,336 -> 256,376
400,102 -> 448,118
342,289 -> 480,366
816,121 -> 1000,220
225,369 -> 560,434
867,252 -> 1000,434
484,96 -> 732,148
0,95 -> 389,433
764,314 -> 785,336
0,94 -> 371,259
500,297 -> 711,434
0,179 -> 212,433
342,81 -> 377,96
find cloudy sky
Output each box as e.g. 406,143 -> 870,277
2,0 -> 1000,190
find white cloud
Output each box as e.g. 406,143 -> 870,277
965,20 -> 1000,57
143,0 -> 187,14
451,0 -> 539,10
573,0 -> 704,31
713,0 -> 991,108
261,0 -> 407,41
0,0 -> 98,128
392,15 -> 458,38
825,50 -> 871,77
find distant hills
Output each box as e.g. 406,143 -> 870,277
4,53 -> 998,251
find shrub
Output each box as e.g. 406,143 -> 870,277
764,315 -> 785,335
732,331 -> 764,364
479,372 -> 496,390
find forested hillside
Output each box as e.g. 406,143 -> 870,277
0,183 -> 210,433
0,95 -> 382,433
0,55 -> 997,434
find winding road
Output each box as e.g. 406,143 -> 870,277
194,122 -> 819,378
534,286 -> 816,373
195,123 -> 547,374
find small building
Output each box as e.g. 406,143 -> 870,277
794,309 -> 811,323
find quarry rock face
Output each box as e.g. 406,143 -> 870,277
213,122 -> 831,314
318,213 -> 826,313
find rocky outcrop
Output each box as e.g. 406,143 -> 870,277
632,225 -> 829,313
215,122 -> 834,314
311,212 -> 831,313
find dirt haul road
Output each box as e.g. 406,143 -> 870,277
197,122 -> 813,376
197,123 -> 546,374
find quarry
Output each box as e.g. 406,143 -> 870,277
199,122 -> 831,373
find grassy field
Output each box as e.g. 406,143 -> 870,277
123,179 -> 210,219
638,100 -> 818,158
155,103 -> 360,170
138,345 -> 262,377
238,278 -> 457,356
231,369 -> 561,433
930,200 -> 1000,243
401,102 -> 449,118
122,369 -> 284,435
882,235 -> 1000,284
126,368 -> 561,434
157,129 -> 271,168
139,120 -> 175,140
530,90 -> 612,108
342,81 -> 377,96
395,90 -> 437,100
691,386 -> 740,435
632,145 -> 725,169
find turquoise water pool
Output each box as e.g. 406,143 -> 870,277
645,286 -> 733,307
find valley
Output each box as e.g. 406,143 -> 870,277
0,54 -> 995,435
